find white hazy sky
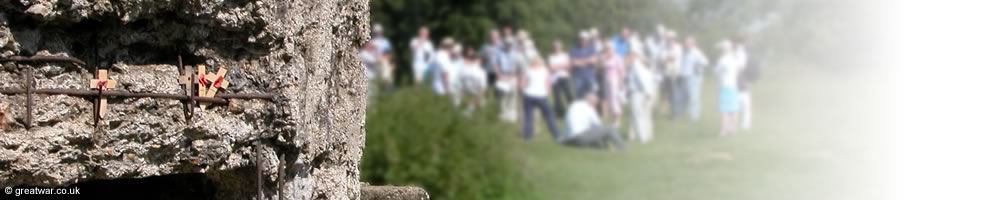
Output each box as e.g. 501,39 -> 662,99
886,0 -> 1000,200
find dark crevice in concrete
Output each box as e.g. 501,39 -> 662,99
1,7 -> 274,67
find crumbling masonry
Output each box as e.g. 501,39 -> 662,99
0,0 -> 372,199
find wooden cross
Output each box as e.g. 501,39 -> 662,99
199,65 -> 229,109
178,65 -> 194,96
197,65 -> 208,97
89,70 -> 117,116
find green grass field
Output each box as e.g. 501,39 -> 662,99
510,64 -> 891,200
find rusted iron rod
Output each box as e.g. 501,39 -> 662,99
1,55 -> 86,65
24,68 -> 33,130
0,88 -> 274,103
92,65 -> 100,132
255,141 -> 264,200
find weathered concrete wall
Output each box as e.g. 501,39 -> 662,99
0,0 -> 370,199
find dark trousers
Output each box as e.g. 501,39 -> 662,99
522,96 -> 561,140
551,77 -> 574,116
572,68 -> 597,97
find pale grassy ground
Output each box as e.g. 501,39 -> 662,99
512,63 -> 891,200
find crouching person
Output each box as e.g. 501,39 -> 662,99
557,89 -> 625,150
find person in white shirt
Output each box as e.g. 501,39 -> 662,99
430,38 -> 455,96
410,26 -> 434,84
447,43 -> 465,106
626,48 -> 657,143
559,89 -> 625,150
458,48 -> 488,113
548,41 -> 574,116
715,40 -> 743,136
520,57 -> 562,140
681,36 -> 710,120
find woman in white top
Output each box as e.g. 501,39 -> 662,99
458,48 -> 488,111
410,26 -> 434,83
715,40 -> 743,136
520,56 -> 562,140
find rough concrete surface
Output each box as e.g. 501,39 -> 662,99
0,0 -> 371,199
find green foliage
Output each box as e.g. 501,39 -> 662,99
362,87 -> 534,200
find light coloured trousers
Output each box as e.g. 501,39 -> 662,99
686,75 -> 703,120
740,91 -> 752,129
496,78 -> 519,122
629,93 -> 654,143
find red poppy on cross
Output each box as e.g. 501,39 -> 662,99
89,70 -> 116,116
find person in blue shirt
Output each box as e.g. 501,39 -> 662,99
613,28 -> 632,57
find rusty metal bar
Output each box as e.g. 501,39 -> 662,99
1,55 -> 86,66
0,88 -> 274,103
256,141 -> 264,200
188,62 -> 198,120
93,65 -> 101,133
24,67 -> 33,130
278,152 -> 285,200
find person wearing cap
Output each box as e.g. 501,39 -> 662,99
520,56 -> 562,140
559,88 -> 625,150
409,26 -> 434,84
715,39 -> 743,136
626,45 -> 657,143
571,30 -> 599,98
680,36 -> 710,121
548,40 -> 574,116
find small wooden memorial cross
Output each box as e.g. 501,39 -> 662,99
89,70 -> 116,116
198,65 -> 229,109
178,65 -> 194,96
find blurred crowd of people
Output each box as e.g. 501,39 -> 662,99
361,23 -> 760,150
